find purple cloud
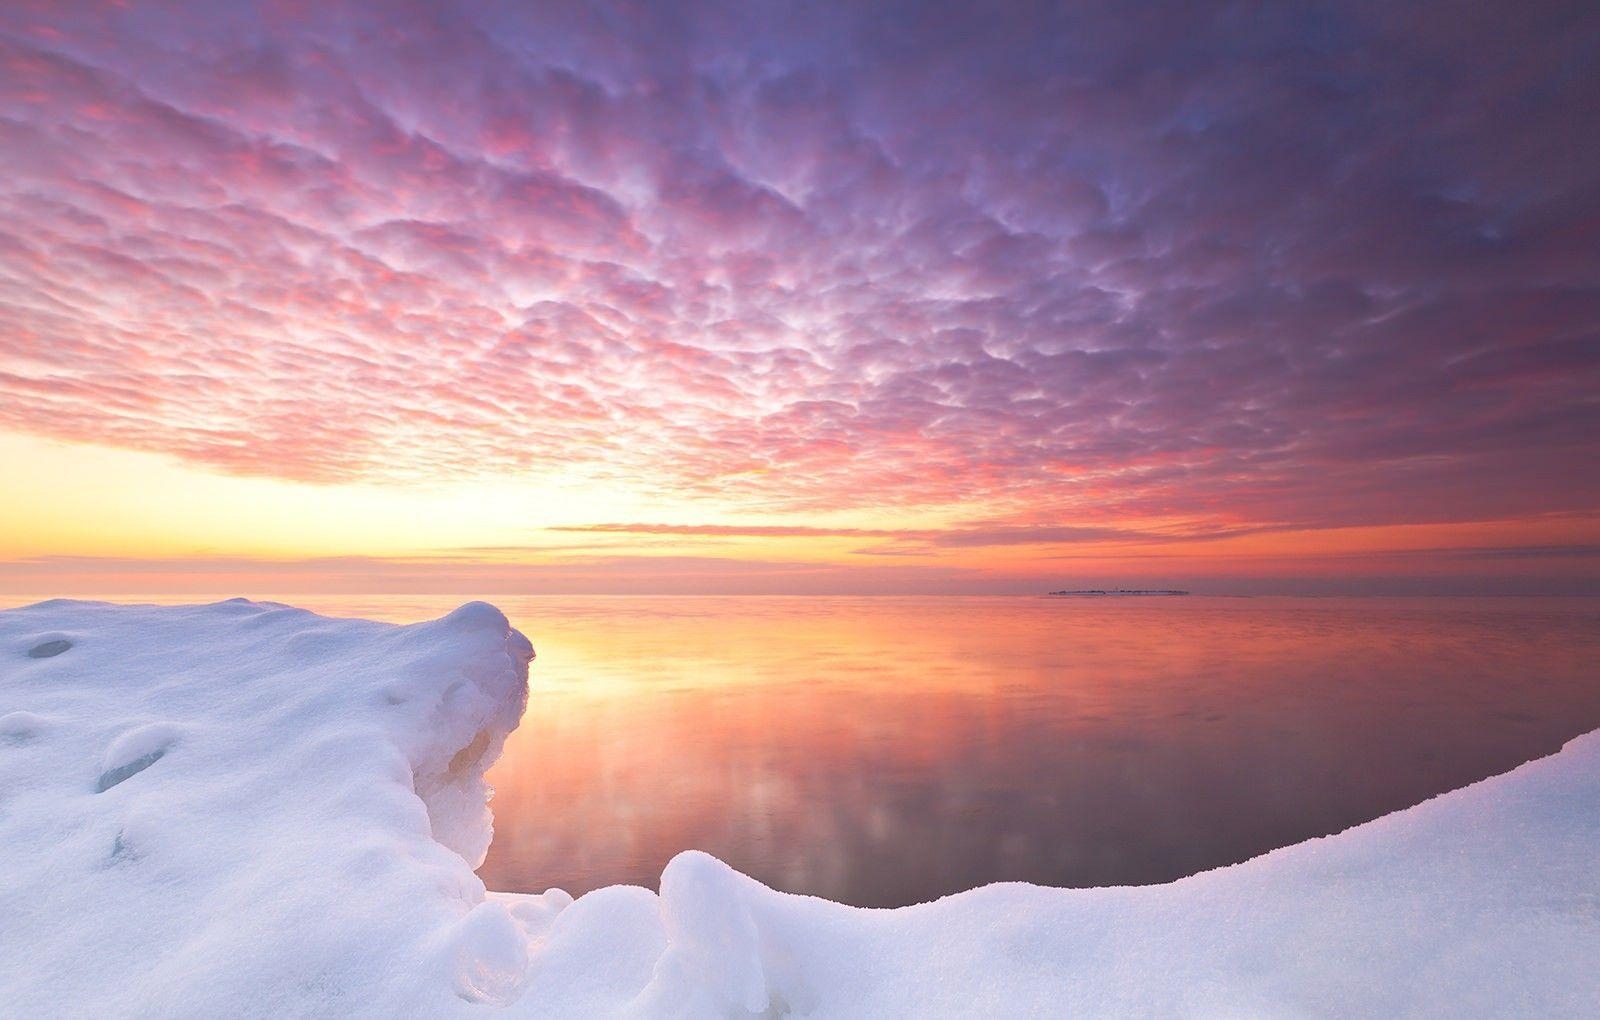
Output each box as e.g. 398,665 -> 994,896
0,0 -> 1595,536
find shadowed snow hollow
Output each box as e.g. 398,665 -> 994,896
1,599 -> 1596,1017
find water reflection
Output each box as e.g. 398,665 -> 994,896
16,594 -> 1600,906
468,596 -> 1600,906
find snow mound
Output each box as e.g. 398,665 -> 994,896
0,598 -> 533,1016
2,599 -> 1596,1017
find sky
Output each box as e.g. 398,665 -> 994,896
1,0 -> 1597,595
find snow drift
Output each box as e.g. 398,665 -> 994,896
0,599 -> 1595,1017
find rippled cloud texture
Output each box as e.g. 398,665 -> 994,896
2,1 -> 1598,589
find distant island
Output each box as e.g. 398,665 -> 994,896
1047,589 -> 1190,596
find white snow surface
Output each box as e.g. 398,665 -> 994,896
1,599 -> 1596,1018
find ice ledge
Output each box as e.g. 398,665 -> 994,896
0,598 -> 534,1015
1,599 -> 1596,1017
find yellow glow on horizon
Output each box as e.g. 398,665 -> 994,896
0,431 -> 664,559
0,430 -> 963,565
2,428 -> 1594,593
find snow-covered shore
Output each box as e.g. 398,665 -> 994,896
1,599 -> 1595,1017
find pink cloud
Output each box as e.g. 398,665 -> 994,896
0,1 -> 1595,539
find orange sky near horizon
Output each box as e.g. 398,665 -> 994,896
2,430 -> 1594,596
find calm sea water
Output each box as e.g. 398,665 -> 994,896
9,594 -> 1599,906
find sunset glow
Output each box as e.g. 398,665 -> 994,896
2,2 -> 1597,594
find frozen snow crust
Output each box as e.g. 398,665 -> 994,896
2,599 -> 1596,1017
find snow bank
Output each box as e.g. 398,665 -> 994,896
1,600 -> 1595,1017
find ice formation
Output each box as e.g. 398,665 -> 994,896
1,599 -> 1595,1017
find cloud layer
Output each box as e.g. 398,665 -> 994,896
2,0 -> 1598,534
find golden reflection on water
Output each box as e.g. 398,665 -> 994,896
10,594 -> 1599,905
476,596 -> 1600,905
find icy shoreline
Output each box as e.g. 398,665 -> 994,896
2,600 -> 1595,1017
